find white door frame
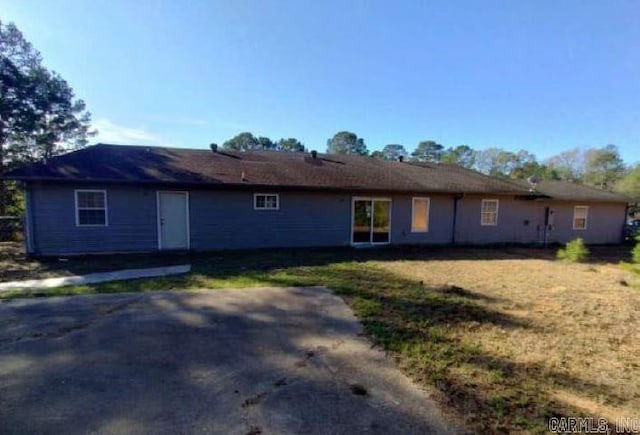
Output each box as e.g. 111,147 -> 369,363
156,191 -> 190,250
350,197 -> 392,245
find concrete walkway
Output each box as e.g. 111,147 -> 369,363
0,264 -> 191,291
0,287 -> 458,434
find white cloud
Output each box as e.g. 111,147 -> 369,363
91,118 -> 173,146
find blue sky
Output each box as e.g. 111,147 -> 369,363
1,0 -> 638,162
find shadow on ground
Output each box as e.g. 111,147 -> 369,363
0,258 -> 624,433
0,287 -> 453,434
252,265 -> 620,433
0,242 -> 628,432
0,242 -> 632,283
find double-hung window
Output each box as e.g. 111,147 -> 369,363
411,197 -> 430,232
573,206 -> 588,230
254,193 -> 279,210
481,199 -> 499,226
75,190 -> 108,226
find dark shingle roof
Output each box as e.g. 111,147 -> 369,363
4,144 -> 534,195
3,144 -> 630,203
511,179 -> 630,203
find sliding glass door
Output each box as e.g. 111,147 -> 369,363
353,200 -> 373,243
352,198 -> 391,244
372,200 -> 391,243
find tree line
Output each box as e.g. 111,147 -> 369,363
222,130 -> 639,198
392,140 -> 636,198
221,132 -> 305,152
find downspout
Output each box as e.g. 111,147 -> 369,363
451,193 -> 463,244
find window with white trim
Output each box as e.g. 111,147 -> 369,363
75,190 -> 107,226
481,199 -> 499,226
573,206 -> 588,230
254,193 -> 279,210
411,197 -> 430,232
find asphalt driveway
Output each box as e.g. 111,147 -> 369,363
0,287 -> 455,434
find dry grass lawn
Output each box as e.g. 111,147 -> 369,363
2,243 -> 639,432
376,256 -> 640,431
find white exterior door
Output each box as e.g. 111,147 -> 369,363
158,192 -> 189,250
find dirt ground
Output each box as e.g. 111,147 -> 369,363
375,253 -> 640,427
0,242 -> 188,282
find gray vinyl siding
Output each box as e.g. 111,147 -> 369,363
455,195 -> 626,245
455,196 -> 542,244
179,191 -> 455,250
542,201 -> 626,244
29,184 -> 158,255
190,191 -> 351,250
390,194 -> 454,245
26,183 -> 626,255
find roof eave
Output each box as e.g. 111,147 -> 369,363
7,176 -> 540,196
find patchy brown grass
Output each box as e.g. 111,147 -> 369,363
374,256 -> 640,431
1,242 -> 639,433
0,242 -> 188,282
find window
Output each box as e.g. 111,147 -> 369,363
254,193 -> 279,210
75,190 -> 107,226
481,199 -> 499,226
411,197 -> 430,232
573,206 -> 588,230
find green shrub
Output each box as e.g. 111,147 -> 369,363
633,236 -> 640,264
557,238 -> 589,263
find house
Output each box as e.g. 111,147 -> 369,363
3,143 -> 629,256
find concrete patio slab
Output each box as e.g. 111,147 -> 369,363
0,286 -> 459,434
